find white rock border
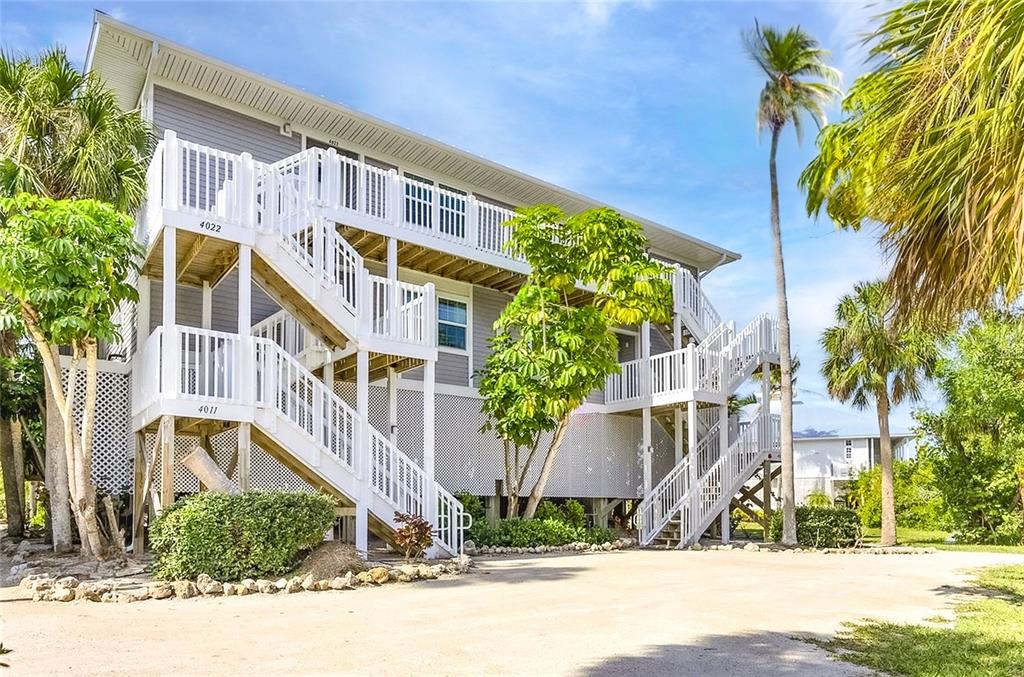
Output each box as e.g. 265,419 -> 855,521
22,554 -> 473,603
466,538 -> 636,557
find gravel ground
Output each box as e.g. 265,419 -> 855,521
2,547 -> 1022,676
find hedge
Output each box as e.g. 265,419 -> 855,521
769,505 -> 862,548
467,518 -> 615,548
149,491 -> 335,581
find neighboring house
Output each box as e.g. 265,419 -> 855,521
792,433 -> 915,503
82,12 -> 780,556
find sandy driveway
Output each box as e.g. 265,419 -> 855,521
2,547 -> 1021,676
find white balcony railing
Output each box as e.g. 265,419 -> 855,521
146,131 -> 521,264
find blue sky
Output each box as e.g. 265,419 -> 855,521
2,0 -> 928,435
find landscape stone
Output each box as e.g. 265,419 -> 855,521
148,582 -> 174,600
256,579 -> 277,594
368,567 -> 391,585
172,580 -> 198,599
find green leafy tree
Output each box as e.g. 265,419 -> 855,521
916,315 -> 1024,544
849,457 -> 947,530
0,47 -> 151,552
0,194 -> 141,558
821,280 -> 937,546
744,22 -> 841,545
479,206 -> 671,518
0,336 -> 44,536
801,1 -> 1024,325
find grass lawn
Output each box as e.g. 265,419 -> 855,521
862,527 -> 1024,554
821,565 -> 1024,677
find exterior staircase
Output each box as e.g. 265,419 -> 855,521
133,131 -> 468,556
631,264 -> 781,548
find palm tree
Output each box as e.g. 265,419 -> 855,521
744,23 -> 840,545
0,48 -> 151,209
801,1 -> 1024,326
0,47 -> 151,553
821,281 -> 936,546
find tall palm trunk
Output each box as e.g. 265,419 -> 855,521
876,390 -> 896,546
769,125 -> 797,546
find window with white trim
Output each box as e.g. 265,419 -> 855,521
438,298 -> 468,351
844,439 -> 853,461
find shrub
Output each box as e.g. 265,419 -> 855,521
468,518 -> 613,548
533,499 -> 562,522
561,498 -> 586,529
804,489 -> 833,508
769,506 -> 862,548
393,512 -> 434,561
850,457 -> 948,530
149,491 -> 335,581
455,492 -> 486,524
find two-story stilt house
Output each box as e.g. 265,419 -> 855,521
82,12 -> 781,557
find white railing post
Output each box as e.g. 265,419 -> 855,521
325,148 -> 338,208
312,217 -> 324,290
430,183 -> 440,234
424,282 -> 436,347
162,130 -> 179,212
359,268 -> 372,335
238,152 -> 254,228
389,169 -> 401,225
466,195 -> 479,250
357,159 -> 366,216
685,341 -> 697,394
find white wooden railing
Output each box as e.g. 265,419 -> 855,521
638,410 -> 780,546
674,267 -> 721,340
251,310 -> 316,361
146,131 -> 521,263
251,337 -> 467,555
131,327 -> 164,412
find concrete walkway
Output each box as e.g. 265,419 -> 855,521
2,548 -> 1021,676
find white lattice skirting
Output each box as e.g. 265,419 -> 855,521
76,365 -> 673,499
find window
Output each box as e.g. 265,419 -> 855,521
844,439 -> 853,461
438,298 -> 468,351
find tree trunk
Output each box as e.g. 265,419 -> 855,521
876,391 -> 897,547
768,125 -> 798,546
182,446 -> 240,494
44,368 -> 73,552
1,417 -> 25,538
522,418 -> 571,519
74,342 -> 105,558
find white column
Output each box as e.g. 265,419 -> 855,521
387,237 -> 399,339
237,423 -> 251,491
138,275 -> 151,343
162,227 -> 177,396
423,358 -> 437,525
642,407 -> 652,495
640,320 -> 651,396
238,246 -> 252,404
355,348 -> 369,556
388,366 -> 398,447
687,399 -> 698,544
201,281 -> 212,330
674,406 -> 684,465
719,403 -> 730,544
673,313 -> 683,351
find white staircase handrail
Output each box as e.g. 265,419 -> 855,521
252,337 -> 466,555
638,410 -> 780,547
675,267 -> 722,340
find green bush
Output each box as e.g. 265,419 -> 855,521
804,489 -> 833,508
532,498 -> 587,528
850,457 -> 948,530
468,518 -> 614,548
455,492 -> 486,524
769,505 -> 862,548
149,491 -> 335,581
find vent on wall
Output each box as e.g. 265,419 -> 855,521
279,122 -> 292,137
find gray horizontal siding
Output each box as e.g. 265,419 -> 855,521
402,351 -> 469,387
153,86 -> 301,163
471,286 -> 509,387
148,272 -> 280,334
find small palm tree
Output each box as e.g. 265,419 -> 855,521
0,47 -> 151,554
821,281 -> 936,546
0,48 -> 152,211
744,23 -> 840,545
